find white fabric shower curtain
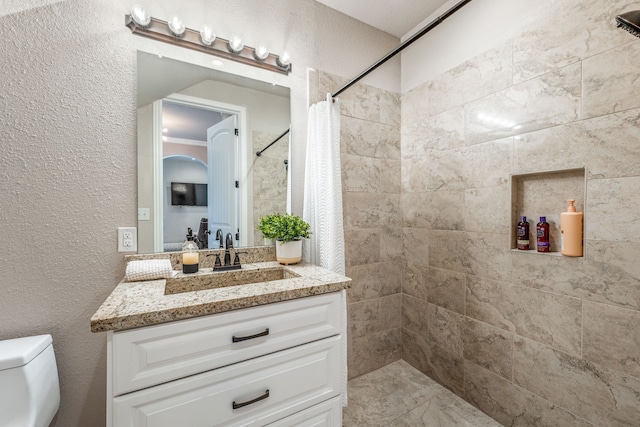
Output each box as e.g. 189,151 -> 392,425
303,92 -> 348,407
303,93 -> 345,276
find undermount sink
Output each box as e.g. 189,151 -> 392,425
164,266 -> 300,295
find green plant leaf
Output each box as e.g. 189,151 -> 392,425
257,213 -> 311,243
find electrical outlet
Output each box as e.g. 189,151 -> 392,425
138,208 -> 150,221
118,227 -> 137,252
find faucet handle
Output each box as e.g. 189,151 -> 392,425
233,251 -> 248,266
206,253 -> 222,268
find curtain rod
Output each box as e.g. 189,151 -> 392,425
255,128 -> 290,157
332,0 -> 473,98
255,0 -> 473,157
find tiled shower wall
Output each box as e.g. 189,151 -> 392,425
310,70 -> 403,378
401,0 -> 640,425
252,130 -> 288,245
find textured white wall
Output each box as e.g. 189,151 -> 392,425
0,1 -> 398,425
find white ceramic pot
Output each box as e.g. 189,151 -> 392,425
275,239 -> 302,265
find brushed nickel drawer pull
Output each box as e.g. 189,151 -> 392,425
232,389 -> 270,410
232,328 -> 269,343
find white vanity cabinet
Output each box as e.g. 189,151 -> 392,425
106,292 -> 344,427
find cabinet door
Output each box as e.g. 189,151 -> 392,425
266,397 -> 341,426
111,292 -> 341,396
112,336 -> 341,427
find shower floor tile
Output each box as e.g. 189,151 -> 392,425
343,360 -> 501,426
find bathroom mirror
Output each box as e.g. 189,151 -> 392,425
137,51 -> 291,253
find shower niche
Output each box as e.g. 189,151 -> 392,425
510,167 -> 586,255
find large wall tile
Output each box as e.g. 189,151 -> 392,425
513,337 -> 640,426
346,261 -> 402,303
424,266 -> 466,315
402,328 -> 465,396
349,299 -> 380,338
402,294 -> 429,334
344,228 -> 380,267
403,263 -> 429,301
401,131 -> 429,160
350,327 -> 402,379
513,0 -> 631,83
459,138 -> 512,189
463,185 -> 510,234
408,107 -> 465,150
428,304 -> 464,357
466,276 -> 582,355
380,159 -> 401,194
403,190 -> 464,231
465,361 -> 596,427
459,232 -> 511,282
344,193 -> 401,228
582,40 -> 640,119
583,301 -> 640,379
587,176 -> 640,242
342,154 -> 380,193
427,230 -> 464,273
513,240 -> 640,311
513,109 -> 640,179
381,225 -> 403,262
403,227 -> 429,266
402,157 -> 431,192
425,148 -> 466,191
342,116 -> 400,160
379,89 -> 401,127
380,294 -> 403,331
463,318 -> 513,380
420,41 -> 513,118
464,63 -> 581,146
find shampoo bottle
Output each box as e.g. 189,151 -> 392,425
560,199 -> 583,257
182,228 -> 199,273
517,216 -> 530,250
536,216 -> 550,252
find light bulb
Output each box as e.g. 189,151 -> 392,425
200,25 -> 216,46
253,45 -> 269,61
276,51 -> 291,69
228,35 -> 244,54
130,4 -> 151,27
168,16 -> 185,37
162,128 -> 168,133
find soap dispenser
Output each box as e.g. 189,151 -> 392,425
560,199 -> 583,257
182,228 -> 199,273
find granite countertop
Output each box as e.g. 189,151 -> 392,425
90,261 -> 351,333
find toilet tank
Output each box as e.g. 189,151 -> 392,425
0,334 -> 60,427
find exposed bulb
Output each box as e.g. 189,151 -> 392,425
228,35 -> 244,54
200,25 -> 216,46
130,4 -> 151,27
276,51 -> 291,69
253,45 -> 269,61
168,16 -> 185,37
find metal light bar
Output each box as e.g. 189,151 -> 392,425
125,15 -> 292,75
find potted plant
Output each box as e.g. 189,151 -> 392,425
257,213 -> 310,265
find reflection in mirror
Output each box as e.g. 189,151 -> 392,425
136,51 -> 291,253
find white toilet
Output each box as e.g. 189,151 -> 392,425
0,334 -> 60,427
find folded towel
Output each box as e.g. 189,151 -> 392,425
125,259 -> 174,282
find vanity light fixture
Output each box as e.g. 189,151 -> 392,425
125,8 -> 291,75
130,4 -> 151,27
168,16 -> 186,37
276,51 -> 291,71
228,35 -> 244,54
253,45 -> 269,61
200,25 -> 216,46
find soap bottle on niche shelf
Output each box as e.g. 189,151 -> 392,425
560,199 -> 583,257
536,216 -> 550,252
517,216 -> 530,250
182,228 -> 199,273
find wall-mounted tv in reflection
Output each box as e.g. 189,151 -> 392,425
170,182 -> 208,206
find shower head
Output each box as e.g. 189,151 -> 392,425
616,10 -> 640,38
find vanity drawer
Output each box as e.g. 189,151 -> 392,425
112,336 -> 341,427
111,292 -> 341,396
266,396 -> 341,426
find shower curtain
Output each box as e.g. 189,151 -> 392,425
303,93 -> 345,276
303,92 -> 347,406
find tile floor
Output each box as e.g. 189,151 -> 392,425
343,360 -> 501,426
